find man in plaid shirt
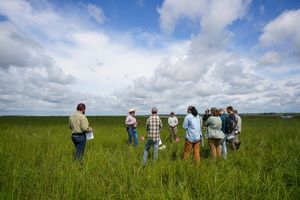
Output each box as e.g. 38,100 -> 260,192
143,107 -> 162,165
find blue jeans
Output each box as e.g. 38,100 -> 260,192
127,127 -> 138,146
143,139 -> 159,165
71,134 -> 86,160
221,135 -> 227,159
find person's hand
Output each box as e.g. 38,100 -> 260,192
87,127 -> 93,132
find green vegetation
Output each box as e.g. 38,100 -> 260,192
0,116 -> 299,199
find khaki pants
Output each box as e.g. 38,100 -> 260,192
169,126 -> 177,142
208,139 -> 222,159
183,140 -> 200,163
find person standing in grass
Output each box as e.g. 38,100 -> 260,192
168,111 -> 178,142
183,106 -> 202,163
219,108 -> 229,159
233,109 -> 242,150
202,109 -> 211,124
143,107 -> 162,165
69,103 -> 93,161
125,108 -> 138,147
205,107 -> 224,159
226,106 -> 238,151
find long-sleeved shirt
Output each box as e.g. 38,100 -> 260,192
204,116 -> 224,139
168,116 -> 178,127
146,115 -> 162,142
69,111 -> 90,134
125,114 -> 137,128
183,114 -> 202,143
235,114 -> 242,133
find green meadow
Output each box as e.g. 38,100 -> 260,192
0,116 -> 299,199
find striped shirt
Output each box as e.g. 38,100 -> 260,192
146,115 -> 162,142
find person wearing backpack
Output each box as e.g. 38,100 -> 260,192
205,107 -> 224,159
226,106 -> 238,151
219,108 -> 229,159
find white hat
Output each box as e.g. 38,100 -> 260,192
128,108 -> 135,113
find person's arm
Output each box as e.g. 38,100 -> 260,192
199,117 -> 203,128
204,117 -> 211,127
183,116 -> 188,130
68,117 -> 72,130
174,117 -> 178,126
146,118 -> 150,131
81,116 -> 92,132
159,119 -> 163,130
168,117 -> 172,127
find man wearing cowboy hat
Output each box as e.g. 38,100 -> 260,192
125,108 -> 138,146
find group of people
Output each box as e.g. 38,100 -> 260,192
68,103 -> 242,165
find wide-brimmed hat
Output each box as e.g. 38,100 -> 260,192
128,108 -> 135,113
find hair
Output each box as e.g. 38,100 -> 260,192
151,107 -> 158,114
227,106 -> 233,111
233,109 -> 238,114
214,110 -> 221,116
190,106 -> 198,117
76,103 -> 86,111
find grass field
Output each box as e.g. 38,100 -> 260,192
0,116 -> 299,199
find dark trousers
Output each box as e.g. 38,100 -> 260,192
71,134 -> 86,160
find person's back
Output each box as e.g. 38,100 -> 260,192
69,103 -> 92,161
219,113 -> 228,133
205,116 -> 224,139
147,115 -> 162,141
182,106 -> 202,163
143,107 -> 162,165
69,111 -> 89,134
183,113 -> 201,143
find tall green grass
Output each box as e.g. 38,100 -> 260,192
0,116 -> 299,199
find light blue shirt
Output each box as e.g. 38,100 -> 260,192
183,114 -> 202,143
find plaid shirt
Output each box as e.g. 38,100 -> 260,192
146,115 -> 162,142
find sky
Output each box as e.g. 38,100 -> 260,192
0,0 -> 300,115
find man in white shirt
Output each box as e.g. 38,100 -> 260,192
168,111 -> 178,142
233,109 -> 242,150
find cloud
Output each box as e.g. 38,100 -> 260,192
259,9 -> 300,55
158,0 -> 250,35
0,21 -> 78,115
84,3 -> 106,24
258,51 -> 281,66
0,0 -> 299,115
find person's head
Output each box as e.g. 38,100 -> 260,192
188,106 -> 198,117
218,108 -> 225,115
76,103 -> 86,114
211,107 -> 219,116
151,107 -> 158,115
170,111 -> 175,117
226,106 -> 233,114
128,108 -> 135,116
186,106 -> 192,114
205,109 -> 209,115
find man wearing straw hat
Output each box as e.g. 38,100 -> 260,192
125,108 -> 138,147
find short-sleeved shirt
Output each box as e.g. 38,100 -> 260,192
146,115 -> 162,142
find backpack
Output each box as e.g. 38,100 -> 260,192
224,114 -> 237,134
